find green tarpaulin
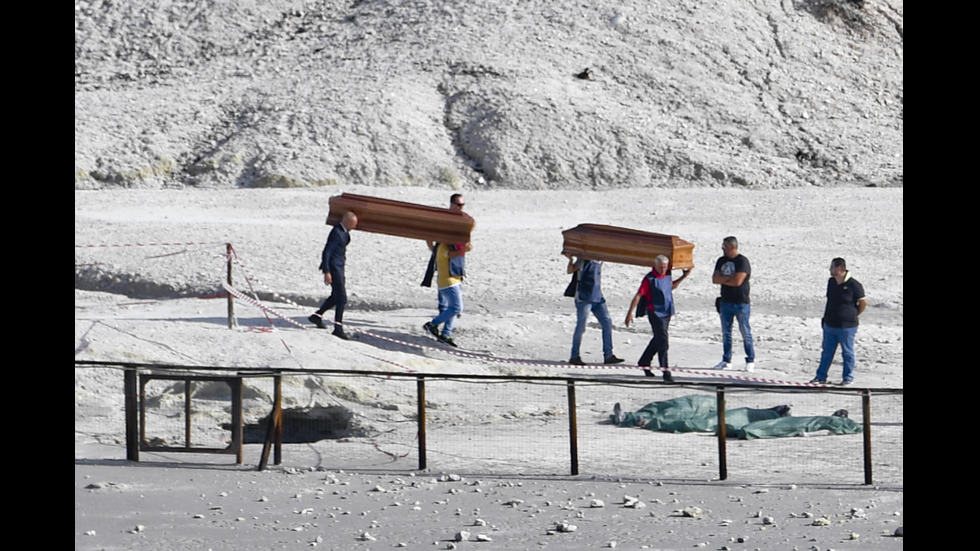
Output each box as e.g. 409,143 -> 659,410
613,395 -> 862,440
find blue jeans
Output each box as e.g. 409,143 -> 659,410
571,299 -> 613,359
431,285 -> 463,337
816,323 -> 857,382
720,302 -> 755,363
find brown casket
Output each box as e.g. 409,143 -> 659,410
561,224 -> 695,269
326,193 -> 475,244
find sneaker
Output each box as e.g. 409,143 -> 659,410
713,361 -> 731,370
423,322 -> 439,338
613,402 -> 624,425
662,370 -> 675,383
604,355 -> 625,365
332,328 -> 350,340
308,313 -> 326,329
832,409 -> 849,418
569,356 -> 585,365
839,380 -> 854,387
745,362 -> 755,372
438,334 -> 458,348
809,377 -> 827,384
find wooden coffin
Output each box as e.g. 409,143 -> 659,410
326,193 -> 475,244
561,224 -> 695,269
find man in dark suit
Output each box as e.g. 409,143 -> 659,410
309,211 -> 358,339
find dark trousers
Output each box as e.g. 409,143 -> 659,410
316,267 -> 347,323
639,315 -> 671,368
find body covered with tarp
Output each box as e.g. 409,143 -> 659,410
612,395 -> 862,440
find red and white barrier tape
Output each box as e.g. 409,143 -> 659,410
224,282 -> 827,387
76,241 -> 224,249
225,245 -> 306,310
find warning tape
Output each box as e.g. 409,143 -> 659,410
223,282 -> 827,388
226,245 -> 307,311
75,241 -> 223,249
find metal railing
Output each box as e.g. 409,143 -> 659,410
76,360 -> 903,487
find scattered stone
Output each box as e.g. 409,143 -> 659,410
849,532 -> 860,540
812,517 -> 831,527
503,499 -> 524,507
371,485 -> 387,493
591,499 -> 605,508
894,526 -> 903,537
474,518 -> 487,526
762,516 -> 775,525
606,542 -> 617,548
849,507 -> 866,518
455,530 -> 470,542
681,507 -> 702,517
129,525 -> 145,534
359,532 -> 376,541
475,534 -> 492,542
85,530 -> 96,536
556,523 -> 577,533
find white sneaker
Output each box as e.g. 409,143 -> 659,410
745,362 -> 755,372
713,361 -> 731,370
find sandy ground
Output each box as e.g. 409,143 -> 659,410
75,186 -> 903,549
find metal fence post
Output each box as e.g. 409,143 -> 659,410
124,367 -> 139,461
862,389 -> 872,485
274,374 -> 283,465
226,243 -> 236,328
417,376 -> 427,470
716,386 -> 727,481
567,380 -> 579,476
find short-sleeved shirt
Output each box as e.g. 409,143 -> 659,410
822,273 -> 866,328
715,254 -> 751,304
638,271 -> 675,318
436,243 -> 463,289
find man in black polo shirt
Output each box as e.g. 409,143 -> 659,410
811,258 -> 867,386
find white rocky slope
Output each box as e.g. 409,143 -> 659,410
75,0 -> 903,190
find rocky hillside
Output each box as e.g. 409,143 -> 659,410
74,0 -> 903,190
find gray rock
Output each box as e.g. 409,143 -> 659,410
75,1 -> 903,192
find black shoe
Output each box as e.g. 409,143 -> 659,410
309,313 -> 326,329
604,355 -> 625,365
832,409 -> 849,418
662,370 -> 675,383
332,328 -> 350,340
423,322 -> 439,338
613,402 -> 624,425
438,334 -> 458,348
569,356 -> 585,365
643,369 -> 654,377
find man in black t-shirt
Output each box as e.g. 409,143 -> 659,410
811,258 -> 866,386
711,236 -> 755,371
